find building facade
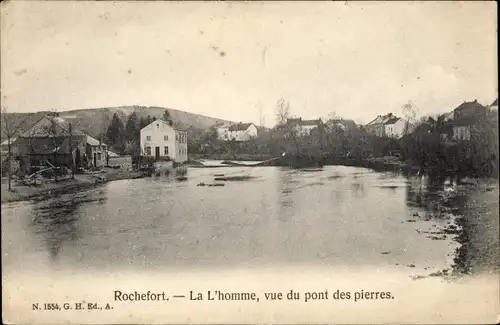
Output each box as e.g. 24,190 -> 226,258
216,122 -> 258,141
13,115 -> 107,172
226,123 -> 258,141
286,118 -> 322,137
140,119 -> 188,163
384,117 -> 408,139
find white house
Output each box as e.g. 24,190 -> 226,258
140,119 -> 188,163
286,118 -> 322,136
384,117 -> 410,139
217,122 -> 258,141
225,123 -> 258,141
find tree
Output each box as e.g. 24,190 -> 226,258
105,113 -> 125,153
75,147 -> 82,168
124,140 -> 141,156
125,112 -> 140,143
42,112 -> 68,183
139,116 -> 147,129
275,97 -> 290,126
401,100 -> 418,135
162,110 -> 174,126
1,107 -> 30,191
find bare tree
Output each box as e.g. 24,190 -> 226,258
401,100 -> 418,135
275,97 -> 290,126
42,111 -> 68,183
1,107 -> 31,191
325,111 -> 340,131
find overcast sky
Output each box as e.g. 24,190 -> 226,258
1,1 -> 497,126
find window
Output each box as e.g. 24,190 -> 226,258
97,153 -> 102,161
146,147 -> 151,155
164,135 -> 168,141
164,146 -> 169,155
146,136 -> 151,141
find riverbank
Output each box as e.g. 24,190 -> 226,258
1,168 -> 144,204
443,181 -> 499,276
189,153 -> 274,162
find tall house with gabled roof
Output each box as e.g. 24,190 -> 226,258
140,118 -> 188,162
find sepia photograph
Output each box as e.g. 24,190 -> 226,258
1,1 -> 498,324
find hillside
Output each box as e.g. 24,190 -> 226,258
1,106 -> 234,140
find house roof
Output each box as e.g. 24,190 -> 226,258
490,98 -> 498,107
286,118 -> 321,126
107,150 -> 119,157
453,100 -> 487,113
141,118 -> 186,132
15,135 -> 87,155
86,135 -> 107,146
228,122 -> 254,131
366,113 -> 397,126
384,117 -> 401,125
21,115 -> 86,137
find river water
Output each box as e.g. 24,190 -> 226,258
2,164 -> 499,323
5,164 -> 493,276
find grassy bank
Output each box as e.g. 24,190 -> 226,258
1,168 -> 144,204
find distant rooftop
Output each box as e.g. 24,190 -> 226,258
286,117 -> 322,126
228,122 -> 254,131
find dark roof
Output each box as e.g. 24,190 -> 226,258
286,118 -> 321,126
15,135 -> 87,155
228,123 -> 254,131
453,100 -> 487,113
384,117 -> 400,125
366,113 -> 395,126
21,115 -> 87,137
144,118 -> 187,131
491,98 -> 498,107
301,119 -> 321,126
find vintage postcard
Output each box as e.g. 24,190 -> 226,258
1,1 -> 498,324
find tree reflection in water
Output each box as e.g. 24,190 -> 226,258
30,188 -> 107,261
405,173 -> 458,218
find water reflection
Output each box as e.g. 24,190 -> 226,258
277,169 -> 295,221
405,175 -> 454,217
30,188 -> 107,261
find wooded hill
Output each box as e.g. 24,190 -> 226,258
1,105 -> 234,141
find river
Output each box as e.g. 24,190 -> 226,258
2,164 -> 498,323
